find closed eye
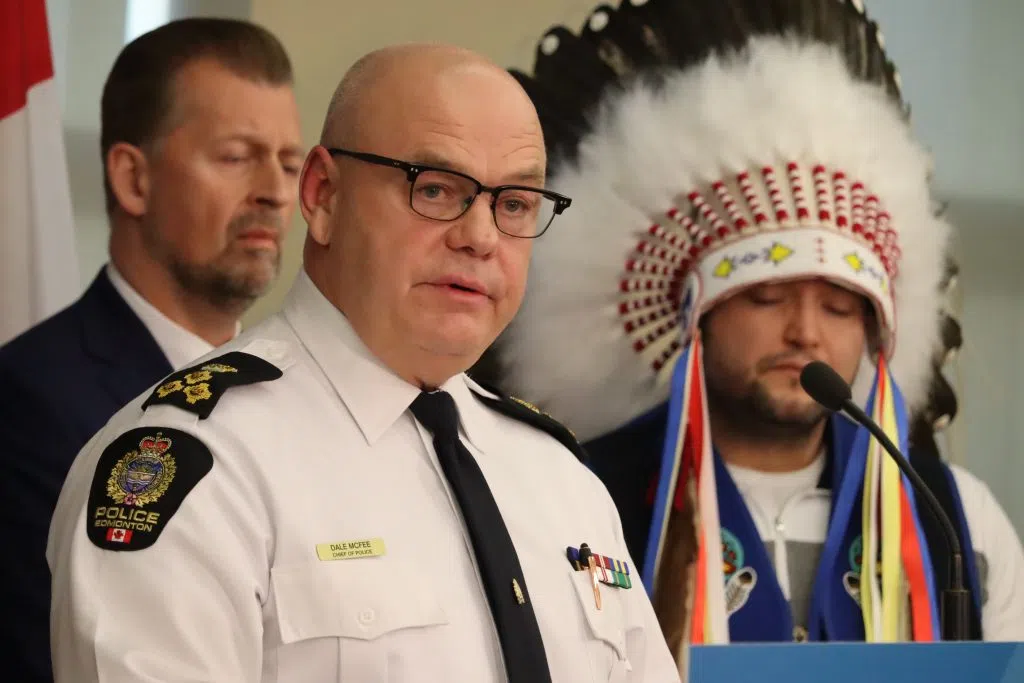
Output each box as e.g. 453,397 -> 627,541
825,305 -> 858,317
749,294 -> 783,306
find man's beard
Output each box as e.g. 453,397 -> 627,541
705,375 -> 828,441
148,212 -> 282,313
169,248 -> 279,313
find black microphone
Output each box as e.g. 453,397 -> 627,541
799,360 -> 969,641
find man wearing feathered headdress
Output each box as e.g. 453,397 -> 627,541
490,0 -> 1024,659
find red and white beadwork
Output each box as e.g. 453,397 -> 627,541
617,162 -> 899,377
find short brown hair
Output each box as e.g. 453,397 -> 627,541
100,17 -> 293,214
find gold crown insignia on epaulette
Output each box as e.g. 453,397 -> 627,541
153,364 -> 239,406
142,351 -> 283,419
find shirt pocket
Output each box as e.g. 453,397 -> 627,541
569,568 -> 639,683
271,559 -> 449,682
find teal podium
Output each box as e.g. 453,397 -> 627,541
689,642 -> 1024,682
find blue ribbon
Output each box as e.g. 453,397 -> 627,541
642,342 -> 693,594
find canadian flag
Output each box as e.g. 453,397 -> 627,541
106,528 -> 133,544
0,0 -> 80,345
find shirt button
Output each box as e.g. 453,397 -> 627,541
358,608 -> 376,626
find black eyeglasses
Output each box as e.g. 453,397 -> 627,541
326,148 -> 571,238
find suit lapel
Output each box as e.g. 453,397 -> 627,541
78,269 -> 173,407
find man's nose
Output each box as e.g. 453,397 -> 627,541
253,159 -> 294,210
783,300 -> 823,348
446,194 -> 499,257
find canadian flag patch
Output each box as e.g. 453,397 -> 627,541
106,528 -> 133,544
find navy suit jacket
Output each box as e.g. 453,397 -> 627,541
0,269 -> 172,682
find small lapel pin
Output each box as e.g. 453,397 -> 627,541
512,578 -> 526,605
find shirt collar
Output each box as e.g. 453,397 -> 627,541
281,270 -> 502,451
106,262 -> 239,371
444,373 -> 504,455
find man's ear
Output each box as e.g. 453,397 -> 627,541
106,142 -> 151,217
300,145 -> 340,246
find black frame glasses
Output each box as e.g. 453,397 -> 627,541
326,148 -> 571,238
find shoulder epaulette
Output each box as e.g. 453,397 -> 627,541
469,380 -> 587,464
141,351 -> 282,419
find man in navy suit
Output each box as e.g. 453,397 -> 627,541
0,18 -> 303,681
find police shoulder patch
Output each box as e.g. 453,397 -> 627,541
86,427 -> 213,551
142,350 -> 282,419
470,381 -> 586,463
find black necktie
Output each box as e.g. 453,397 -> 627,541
410,390 -> 551,683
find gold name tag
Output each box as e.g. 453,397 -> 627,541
316,538 -> 386,561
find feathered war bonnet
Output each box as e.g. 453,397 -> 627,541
497,0 -> 963,650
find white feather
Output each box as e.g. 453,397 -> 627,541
499,37 -> 949,442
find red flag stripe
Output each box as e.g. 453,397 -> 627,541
1,0 -> 56,119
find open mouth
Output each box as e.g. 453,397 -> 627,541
447,283 -> 478,293
431,276 -> 488,297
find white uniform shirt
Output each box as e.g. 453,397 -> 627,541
728,453 -> 1024,640
47,270 -> 681,683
